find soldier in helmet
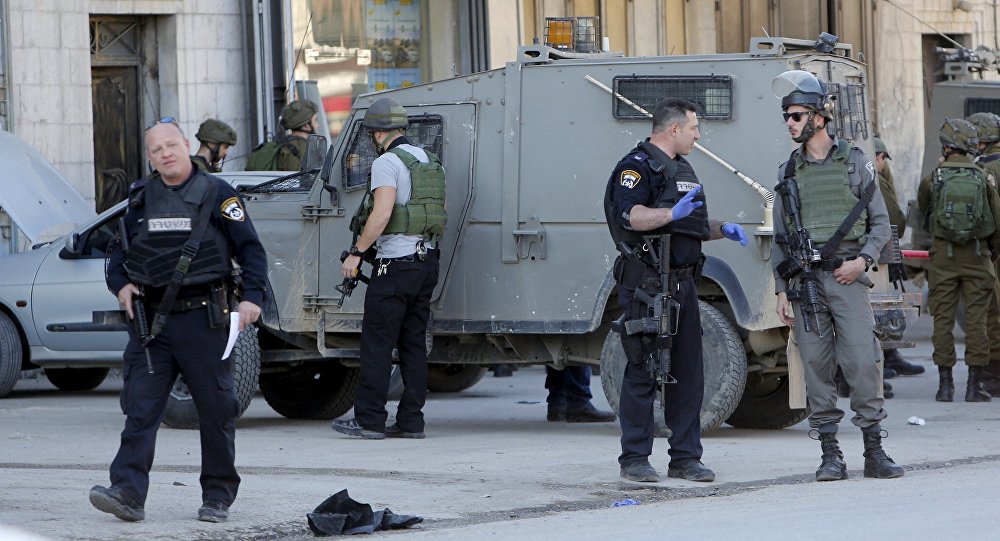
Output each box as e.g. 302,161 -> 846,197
967,112 -> 1000,398
333,98 -> 445,440
771,70 -> 903,481
918,117 -> 1000,402
193,119 -> 237,173
246,99 -> 320,171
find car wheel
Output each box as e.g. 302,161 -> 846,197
259,362 -> 360,419
0,312 -> 22,398
426,364 -> 486,393
44,367 -> 110,391
162,327 -> 261,429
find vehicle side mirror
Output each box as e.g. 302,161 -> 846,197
61,232 -> 82,258
302,134 -> 329,172
319,145 -> 338,207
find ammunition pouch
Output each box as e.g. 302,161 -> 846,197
613,251 -> 650,291
777,258 -> 803,280
207,282 -> 231,328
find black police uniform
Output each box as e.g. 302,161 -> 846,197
105,162 -> 267,508
354,137 -> 440,434
606,139 -> 709,470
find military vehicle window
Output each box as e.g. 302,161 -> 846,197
611,76 -> 733,120
826,82 -> 869,141
245,171 -> 316,194
965,98 -> 1000,117
342,114 -> 445,192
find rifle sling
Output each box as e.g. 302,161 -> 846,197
150,183 -> 221,337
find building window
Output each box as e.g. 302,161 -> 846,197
611,75 -> 734,120
341,113 -> 444,191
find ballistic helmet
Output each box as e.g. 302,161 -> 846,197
940,118 -> 979,154
195,119 -> 237,146
967,112 -> 1000,144
772,70 -> 835,120
873,137 -> 891,159
281,100 -> 319,130
363,98 -> 408,131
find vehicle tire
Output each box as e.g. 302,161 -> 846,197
259,362 -> 360,419
162,327 -> 261,430
725,373 -> 809,429
601,301 -> 748,437
44,367 -> 110,391
0,312 -> 22,398
426,364 -> 486,393
387,365 -> 405,401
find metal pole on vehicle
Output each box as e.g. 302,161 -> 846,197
584,75 -> 774,231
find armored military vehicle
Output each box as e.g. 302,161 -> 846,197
234,28 -> 917,434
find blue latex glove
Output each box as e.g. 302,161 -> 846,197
671,185 -> 704,221
722,222 -> 748,246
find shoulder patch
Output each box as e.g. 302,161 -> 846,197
620,169 -> 642,189
221,196 -> 246,221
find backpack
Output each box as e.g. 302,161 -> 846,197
930,164 -> 995,246
245,139 -> 299,171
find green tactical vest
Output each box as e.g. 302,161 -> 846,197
791,142 -> 868,244
350,147 -> 447,241
929,160 -> 994,245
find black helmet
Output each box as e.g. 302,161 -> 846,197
363,98 -> 408,130
281,100 -> 319,130
195,119 -> 237,145
940,117 -> 979,154
967,112 -> 1000,144
772,70 -> 835,120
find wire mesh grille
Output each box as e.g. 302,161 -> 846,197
246,170 -> 318,194
827,82 -> 868,141
543,17 -> 599,53
612,76 -> 733,120
965,98 -> 1000,116
342,114 -> 445,192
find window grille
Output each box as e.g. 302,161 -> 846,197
611,75 -> 733,120
965,98 -> 1000,117
826,81 -> 868,141
342,114 -> 444,191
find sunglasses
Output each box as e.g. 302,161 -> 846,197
782,112 -> 809,122
145,116 -> 178,130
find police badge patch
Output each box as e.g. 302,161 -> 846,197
221,197 -> 245,221
620,170 -> 641,189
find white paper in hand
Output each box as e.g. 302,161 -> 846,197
222,312 -> 241,360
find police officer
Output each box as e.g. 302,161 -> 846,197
192,119 -> 238,173
545,365 -> 616,422
967,112 -> 1000,398
605,97 -> 747,483
771,70 -> 903,481
245,99 -> 319,171
874,137 -> 924,378
333,98 -> 444,439
90,118 -> 268,523
918,117 -> 1000,402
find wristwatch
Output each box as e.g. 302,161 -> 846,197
348,245 -> 365,257
859,253 -> 875,270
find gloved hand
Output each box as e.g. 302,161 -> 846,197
671,185 -> 703,221
722,222 -> 748,246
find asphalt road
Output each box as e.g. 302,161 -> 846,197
2,313 -> 999,541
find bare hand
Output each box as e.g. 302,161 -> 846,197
237,301 -> 261,332
341,254 -> 362,278
117,283 -> 140,320
776,292 -> 794,327
833,257 -> 866,285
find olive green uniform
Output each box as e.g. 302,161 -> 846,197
976,146 -> 1000,370
772,141 -> 891,432
918,154 -> 1000,369
191,155 -> 217,173
879,163 -> 906,236
275,136 -> 308,171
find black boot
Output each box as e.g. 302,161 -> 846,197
935,366 -> 954,402
884,349 -> 925,376
965,366 -> 992,402
862,429 -> 904,479
813,431 -> 848,481
983,368 -> 1000,398
883,380 -> 894,399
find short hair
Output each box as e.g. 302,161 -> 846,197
651,98 -> 698,134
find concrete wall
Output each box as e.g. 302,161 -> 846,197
6,0 -> 249,210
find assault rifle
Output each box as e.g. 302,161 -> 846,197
117,217 -> 155,374
774,178 -> 828,337
630,235 -> 680,395
335,248 -> 373,307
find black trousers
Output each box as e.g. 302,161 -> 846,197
545,366 -> 594,408
355,250 -> 439,433
110,307 -> 240,506
617,276 -> 704,468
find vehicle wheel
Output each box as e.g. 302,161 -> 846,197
44,367 -> 110,391
725,373 -> 809,429
426,364 -> 486,393
162,327 -> 261,429
259,362 -> 360,419
387,365 -> 405,401
0,312 -> 22,398
601,301 -> 748,437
